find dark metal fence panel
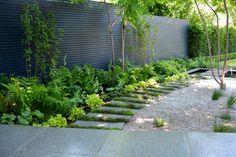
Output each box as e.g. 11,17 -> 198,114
0,0 -> 188,76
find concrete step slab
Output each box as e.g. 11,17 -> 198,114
146,88 -> 171,94
125,93 -> 150,99
133,91 -> 161,97
115,97 -> 148,104
86,112 -> 132,121
74,120 -> 125,130
98,106 -> 139,113
105,101 -> 146,109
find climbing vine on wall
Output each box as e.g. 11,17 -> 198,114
21,1 -> 64,78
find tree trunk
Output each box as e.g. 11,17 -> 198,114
221,0 -> 229,90
121,23 -> 126,71
194,0 -> 220,85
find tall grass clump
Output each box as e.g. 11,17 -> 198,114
212,90 -> 223,100
227,95 -> 236,109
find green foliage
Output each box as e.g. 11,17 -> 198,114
153,61 -> 180,76
149,0 -> 192,19
0,110 -> 44,125
188,24 -> 236,58
42,114 -> 67,128
86,94 -> 104,110
0,113 -> 16,124
21,1 -> 64,78
214,123 -> 236,133
220,112 -> 232,121
227,95 -> 236,109
153,118 -> 165,127
68,107 -> 85,121
212,90 -> 223,100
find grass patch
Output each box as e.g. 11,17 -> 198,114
212,90 -> 223,100
91,109 -> 134,116
220,59 -> 236,67
214,123 -> 236,133
227,95 -> 236,109
153,118 -> 165,127
79,116 -> 129,123
69,124 -> 121,130
220,112 -> 232,121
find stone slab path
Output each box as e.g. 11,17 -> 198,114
0,125 -> 235,157
74,80 -> 190,130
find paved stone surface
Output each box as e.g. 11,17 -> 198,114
74,120 -> 125,129
0,124 -> 46,157
98,131 -> 191,157
86,113 -> 132,120
0,125 -> 236,157
186,132 -> 236,157
98,106 -> 139,113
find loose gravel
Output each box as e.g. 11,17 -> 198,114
123,78 -> 236,132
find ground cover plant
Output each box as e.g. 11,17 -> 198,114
212,90 -> 223,100
227,95 -> 236,109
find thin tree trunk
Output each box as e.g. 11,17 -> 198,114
104,0 -> 115,68
194,0 -> 220,85
203,0 -> 222,82
221,0 -> 229,89
121,23 -> 126,71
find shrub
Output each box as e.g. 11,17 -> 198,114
43,114 -> 67,128
86,94 -> 104,110
212,90 -> 223,100
153,118 -> 165,127
227,95 -> 236,109
153,61 -> 179,76
68,107 -> 85,121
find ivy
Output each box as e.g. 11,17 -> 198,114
21,1 -> 64,79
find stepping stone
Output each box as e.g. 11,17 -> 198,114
86,113 -> 132,121
133,91 -> 161,97
105,101 -> 146,109
158,86 -> 176,91
74,120 -> 125,130
125,93 -> 150,99
146,88 -> 171,94
98,106 -> 139,113
161,84 -> 185,89
115,96 -> 148,104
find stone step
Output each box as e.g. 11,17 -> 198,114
97,106 -> 138,114
104,101 -> 146,109
125,93 -> 150,99
157,86 -> 176,91
146,88 -> 171,94
74,120 -> 125,130
133,91 -> 161,97
86,113 -> 131,122
167,82 -> 189,87
114,96 -> 148,104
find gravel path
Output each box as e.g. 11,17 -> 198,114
124,78 -> 236,132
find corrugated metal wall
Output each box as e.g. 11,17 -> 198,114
0,0 -> 189,76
